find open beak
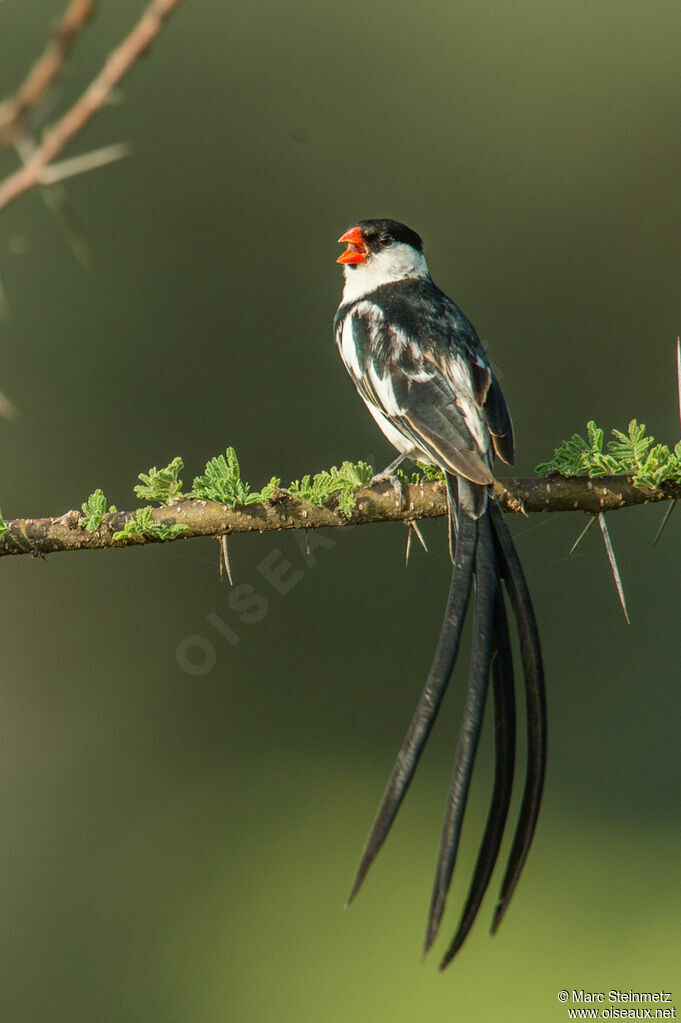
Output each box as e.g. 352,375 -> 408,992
337,226 -> 368,265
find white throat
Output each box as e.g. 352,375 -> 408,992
341,242 -> 429,304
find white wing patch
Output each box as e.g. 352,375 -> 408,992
442,354 -> 489,453
368,363 -> 403,416
442,353 -> 475,396
405,367 -> 433,382
458,395 -> 489,454
339,316 -> 362,379
337,302 -> 385,381
389,326 -> 410,354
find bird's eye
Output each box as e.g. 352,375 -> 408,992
380,233 -> 393,246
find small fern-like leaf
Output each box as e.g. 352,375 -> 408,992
81,489 -> 107,531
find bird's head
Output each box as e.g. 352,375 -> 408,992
336,219 -> 428,299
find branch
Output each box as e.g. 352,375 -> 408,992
0,0 -> 97,151
0,0 -> 182,211
2,475 -> 679,560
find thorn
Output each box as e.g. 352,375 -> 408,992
15,133 -> 99,268
653,500 -> 677,547
597,512 -> 629,624
411,520 -> 428,552
304,527 -> 311,557
404,519 -> 428,567
39,141 -> 131,185
219,534 -> 233,586
569,515 -> 597,556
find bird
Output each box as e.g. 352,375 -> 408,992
334,218 -> 546,969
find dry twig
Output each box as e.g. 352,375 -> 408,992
0,0 -> 182,211
0,0 -> 97,151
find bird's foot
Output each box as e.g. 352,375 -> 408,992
370,470 -> 405,507
369,453 -> 409,505
369,452 -> 407,484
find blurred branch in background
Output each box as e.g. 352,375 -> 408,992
1,475 -> 680,560
0,0 -> 182,211
0,386 -> 16,421
0,0 -> 98,151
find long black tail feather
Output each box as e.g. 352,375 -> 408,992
488,500 -> 547,935
347,481 -> 545,966
438,585 -> 516,969
346,476 -> 476,905
423,506 -> 497,956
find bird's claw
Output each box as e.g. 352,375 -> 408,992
370,470 -> 405,509
370,454 -> 408,507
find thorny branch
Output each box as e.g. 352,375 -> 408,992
0,0 -> 98,151
1,475 -> 680,560
0,0 -> 183,211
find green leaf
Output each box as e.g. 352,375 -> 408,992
534,462 -> 553,476
286,461 -> 374,516
254,477 -> 282,501
396,469 -> 422,485
537,419 -> 681,489
190,447 -> 258,506
134,457 -> 184,504
0,509 -> 7,538
415,462 -> 445,481
112,506 -> 188,541
331,460 -> 374,515
81,488 -> 107,531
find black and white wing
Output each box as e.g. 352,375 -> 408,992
335,291 -> 512,484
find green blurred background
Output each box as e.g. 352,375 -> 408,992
1,2 -> 680,1020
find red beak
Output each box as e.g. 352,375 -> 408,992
337,226 -> 368,265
